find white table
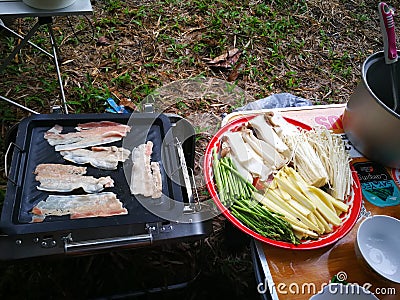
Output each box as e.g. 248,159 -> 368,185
0,0 -> 93,114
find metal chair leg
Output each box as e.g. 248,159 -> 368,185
0,95 -> 39,114
0,16 -> 68,114
0,18 -> 53,59
0,20 -> 43,73
47,22 -> 68,114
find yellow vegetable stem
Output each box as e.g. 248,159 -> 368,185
274,175 -> 316,212
302,185 -> 335,213
274,187 -> 292,201
284,165 -> 308,187
291,224 -> 319,239
314,209 -> 333,233
309,185 -> 349,213
253,193 -> 310,231
308,213 -> 325,235
288,199 -> 311,217
307,187 -> 342,227
267,190 -> 320,231
329,196 -> 350,214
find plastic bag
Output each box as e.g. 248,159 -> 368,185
234,92 -> 312,111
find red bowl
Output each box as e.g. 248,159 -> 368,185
204,115 -> 362,250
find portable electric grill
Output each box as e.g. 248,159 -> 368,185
0,111 -> 213,260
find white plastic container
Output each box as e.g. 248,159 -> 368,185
23,0 -> 77,10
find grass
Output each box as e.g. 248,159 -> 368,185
87,0 -> 312,102
68,74 -> 111,113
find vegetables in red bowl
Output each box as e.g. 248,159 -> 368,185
204,114 -> 362,250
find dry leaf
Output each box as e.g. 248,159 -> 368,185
227,62 -> 245,82
97,36 -> 111,46
119,98 -> 137,111
204,48 -> 242,68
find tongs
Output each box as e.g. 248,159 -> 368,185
378,2 -> 399,112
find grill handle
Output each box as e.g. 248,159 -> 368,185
5,142 -> 23,186
63,233 -> 152,254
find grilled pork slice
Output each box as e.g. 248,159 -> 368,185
44,121 -> 131,151
34,163 -> 114,193
60,146 -> 131,170
130,141 -> 163,198
31,192 -> 127,221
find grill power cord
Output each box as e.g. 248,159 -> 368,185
66,15 -> 95,45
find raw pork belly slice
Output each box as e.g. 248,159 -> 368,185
130,141 -> 163,198
150,162 -> 162,198
44,121 -> 131,151
60,146 -> 131,170
35,163 -> 86,176
75,121 -> 127,130
31,192 -> 127,222
34,163 -> 114,193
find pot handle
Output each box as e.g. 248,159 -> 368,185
4,142 -> 23,186
379,2 -> 398,64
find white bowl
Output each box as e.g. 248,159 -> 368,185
356,215 -> 400,283
310,283 -> 378,299
23,0 -> 76,10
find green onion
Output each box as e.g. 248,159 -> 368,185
211,147 -> 299,244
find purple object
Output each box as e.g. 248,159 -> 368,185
379,2 -> 398,63
379,2 -> 399,112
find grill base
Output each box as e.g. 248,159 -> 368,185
0,217 -> 212,260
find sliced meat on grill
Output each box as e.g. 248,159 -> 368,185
150,162 -> 163,198
76,121 -> 127,130
34,163 -> 114,193
60,146 -> 131,170
44,121 -> 131,151
130,141 -> 163,198
130,141 -> 153,197
31,192 -> 127,222
35,163 -> 86,177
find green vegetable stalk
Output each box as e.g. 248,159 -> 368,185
211,147 -> 299,244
